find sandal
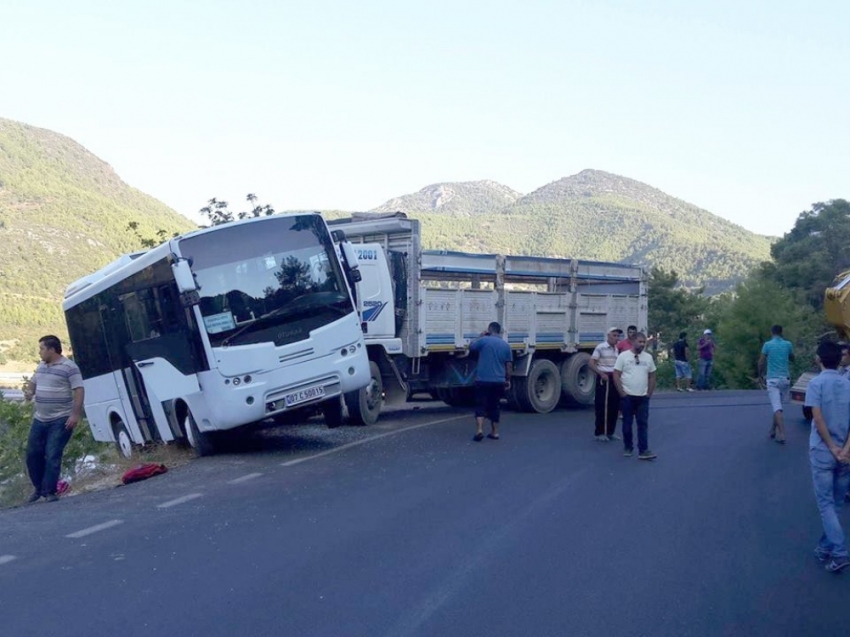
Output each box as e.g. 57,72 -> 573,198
473,432 -> 484,442
487,433 -> 500,440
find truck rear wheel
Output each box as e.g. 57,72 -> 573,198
345,361 -> 383,426
561,353 -> 595,406
513,359 -> 561,413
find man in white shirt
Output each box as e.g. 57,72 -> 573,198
614,332 -> 658,460
589,327 -> 623,441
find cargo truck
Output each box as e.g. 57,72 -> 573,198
330,213 -> 648,424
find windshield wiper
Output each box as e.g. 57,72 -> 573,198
221,292 -> 350,346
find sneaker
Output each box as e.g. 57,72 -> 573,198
825,555 -> 850,573
595,435 -> 609,442
686,388 -> 695,392
608,434 -> 622,441
26,490 -> 42,504
44,494 -> 59,503
814,548 -> 831,564
676,388 -> 684,392
623,449 -> 633,457
638,450 -> 658,460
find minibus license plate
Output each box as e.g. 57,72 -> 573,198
284,386 -> 326,407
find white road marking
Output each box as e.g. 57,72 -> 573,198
65,520 -> 123,538
157,493 -> 203,509
281,414 -> 467,468
227,472 -> 262,484
0,555 -> 17,565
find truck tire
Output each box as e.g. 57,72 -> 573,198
345,361 -> 383,426
113,418 -> 135,459
514,359 -> 561,413
183,410 -> 216,457
322,397 -> 344,428
561,353 -> 595,406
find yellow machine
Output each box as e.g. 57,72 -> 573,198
790,271 -> 850,418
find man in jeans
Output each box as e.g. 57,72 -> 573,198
759,324 -> 794,444
24,335 -> 84,503
672,331 -> 694,392
804,341 -> 850,572
696,329 -> 716,390
614,332 -> 657,460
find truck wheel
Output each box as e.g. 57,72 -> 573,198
113,419 -> 135,459
515,359 -> 561,413
561,353 -> 595,406
345,361 -> 383,426
183,410 -> 216,457
322,397 -> 344,428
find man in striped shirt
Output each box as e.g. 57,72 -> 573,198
24,335 -> 84,503
590,327 -> 623,441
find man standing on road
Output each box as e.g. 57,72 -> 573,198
469,322 -> 513,442
24,335 -> 84,503
696,329 -> 716,390
590,327 -> 623,441
614,332 -> 657,460
617,325 -> 638,353
759,324 -> 795,445
672,331 -> 694,392
803,340 -> 850,572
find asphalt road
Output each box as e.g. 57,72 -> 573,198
1,391 -> 847,637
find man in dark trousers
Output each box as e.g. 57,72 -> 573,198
24,335 -> 84,503
614,332 -> 658,460
469,321 -> 513,441
590,327 -> 622,441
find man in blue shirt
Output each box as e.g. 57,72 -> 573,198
804,340 -> 850,572
759,324 -> 795,444
469,322 -> 513,441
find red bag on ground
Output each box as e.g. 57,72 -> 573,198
122,463 -> 168,485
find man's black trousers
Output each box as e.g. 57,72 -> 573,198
594,375 -> 620,437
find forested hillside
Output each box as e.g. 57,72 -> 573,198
0,117 -> 774,365
0,118 -> 194,364
370,170 -> 773,292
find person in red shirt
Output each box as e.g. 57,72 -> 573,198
617,325 -> 638,353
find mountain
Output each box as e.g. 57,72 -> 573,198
372,180 -> 521,217
370,170 -> 772,292
0,118 -> 195,364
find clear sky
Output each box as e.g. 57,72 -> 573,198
1,0 -> 847,235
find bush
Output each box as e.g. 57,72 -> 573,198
0,394 -> 109,508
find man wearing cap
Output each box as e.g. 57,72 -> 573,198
590,327 -> 623,441
696,329 -> 716,390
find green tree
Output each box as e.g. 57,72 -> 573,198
647,268 -> 709,346
714,275 -> 817,389
766,199 -> 850,310
199,194 -> 276,226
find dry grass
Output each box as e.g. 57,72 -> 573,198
67,443 -> 196,497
